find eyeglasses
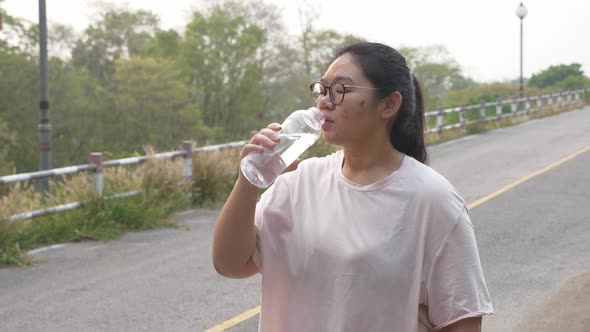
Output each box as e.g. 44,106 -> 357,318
309,81 -> 379,105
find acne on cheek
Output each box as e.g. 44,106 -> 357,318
360,99 -> 368,112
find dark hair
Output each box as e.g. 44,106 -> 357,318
334,42 -> 428,164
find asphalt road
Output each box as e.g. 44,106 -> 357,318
1,106 -> 589,332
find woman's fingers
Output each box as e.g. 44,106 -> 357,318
240,125 -> 282,159
249,131 -> 279,151
267,123 -> 282,131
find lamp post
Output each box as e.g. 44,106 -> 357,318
516,2 -> 528,98
39,0 -> 51,194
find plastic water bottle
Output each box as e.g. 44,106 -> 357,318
240,107 -> 322,188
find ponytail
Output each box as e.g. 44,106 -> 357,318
390,73 -> 428,164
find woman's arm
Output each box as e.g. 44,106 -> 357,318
211,124 -> 281,279
440,317 -> 482,332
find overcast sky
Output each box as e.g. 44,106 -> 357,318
3,0 -> 589,83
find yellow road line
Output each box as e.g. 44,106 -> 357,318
204,305 -> 260,332
467,144 -> 590,209
206,144 -> 590,331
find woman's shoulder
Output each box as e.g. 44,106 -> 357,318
403,156 -> 465,206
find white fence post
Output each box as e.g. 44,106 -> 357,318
547,93 -> 553,106
525,96 -> 531,119
437,107 -> 444,137
479,100 -> 485,119
497,99 -> 504,126
182,141 -> 193,183
91,152 -> 104,197
558,92 -> 563,108
537,93 -> 542,111
575,90 -> 580,101
510,97 -> 517,123
460,105 -> 466,133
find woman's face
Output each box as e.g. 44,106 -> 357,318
318,53 -> 387,147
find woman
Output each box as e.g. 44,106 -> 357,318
212,42 -> 493,331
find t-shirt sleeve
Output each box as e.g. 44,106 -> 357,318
425,211 -> 494,330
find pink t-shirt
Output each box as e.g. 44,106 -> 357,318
253,150 -> 493,331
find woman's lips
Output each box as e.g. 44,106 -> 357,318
321,118 -> 333,130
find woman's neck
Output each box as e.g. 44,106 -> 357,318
341,141 -> 405,186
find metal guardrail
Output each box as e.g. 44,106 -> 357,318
0,140 -> 248,185
6,191 -> 142,223
0,88 -> 587,222
1,140 -> 247,222
424,89 -> 587,135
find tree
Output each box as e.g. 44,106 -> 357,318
0,49 -> 39,172
400,45 -> 475,109
0,117 -> 16,175
528,64 -> 586,89
297,3 -> 363,81
108,57 -> 201,152
139,29 -> 182,60
0,7 -> 37,56
557,75 -> 590,90
48,58 -> 110,166
71,6 -> 160,84
182,2 -> 268,141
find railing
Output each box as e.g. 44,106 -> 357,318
1,88 -> 588,222
424,89 -> 587,135
1,140 -> 247,222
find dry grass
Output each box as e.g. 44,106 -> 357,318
0,183 -> 44,219
103,166 -> 141,195
139,146 -> 186,198
191,147 -> 240,206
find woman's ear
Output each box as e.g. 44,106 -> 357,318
382,91 -> 402,119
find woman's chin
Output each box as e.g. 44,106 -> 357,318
321,134 -> 339,146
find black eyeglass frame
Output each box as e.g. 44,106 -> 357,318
309,81 -> 380,105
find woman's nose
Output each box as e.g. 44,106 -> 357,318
318,92 -> 335,110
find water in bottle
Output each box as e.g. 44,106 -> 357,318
240,107 -> 322,188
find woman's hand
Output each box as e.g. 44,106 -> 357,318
239,123 -> 282,160
239,123 -> 301,178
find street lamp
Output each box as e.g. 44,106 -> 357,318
516,2 -> 528,98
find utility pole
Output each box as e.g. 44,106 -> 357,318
39,0 -> 51,193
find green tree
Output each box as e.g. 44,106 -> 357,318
71,6 -> 159,84
0,50 -> 39,172
400,45 -> 475,110
557,75 -> 590,90
0,7 -> 38,56
528,64 -> 586,89
0,117 -> 16,175
139,29 -> 182,60
48,58 -> 109,166
182,2 -> 267,141
109,57 -> 200,152
297,4 -> 363,81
